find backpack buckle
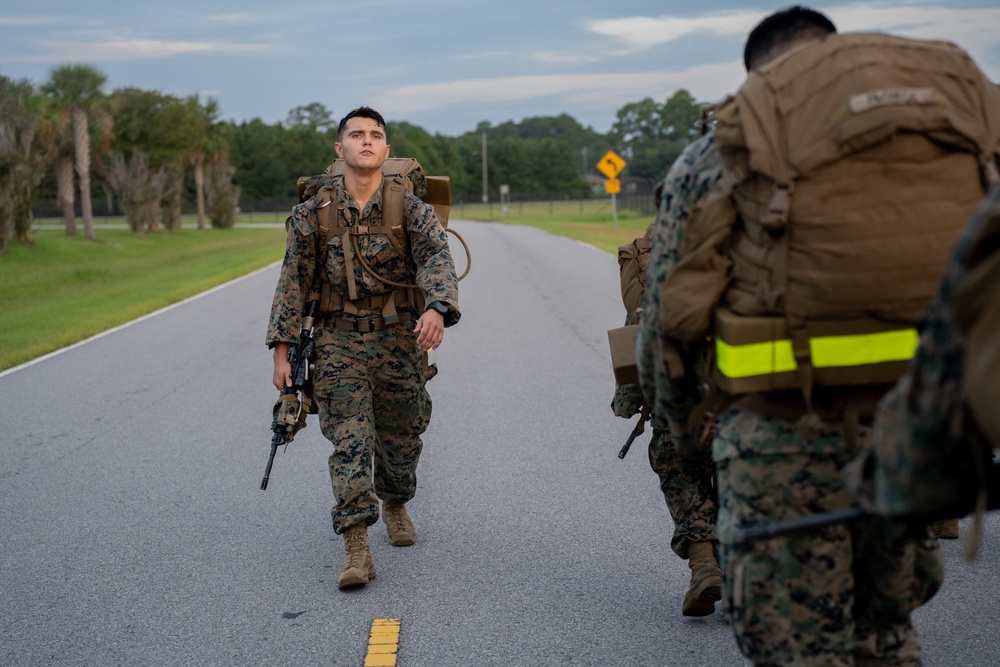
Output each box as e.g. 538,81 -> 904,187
760,185 -> 792,230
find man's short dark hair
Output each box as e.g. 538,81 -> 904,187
743,6 -> 837,71
338,106 -> 387,139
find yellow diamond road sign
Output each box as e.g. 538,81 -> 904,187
597,150 -> 626,179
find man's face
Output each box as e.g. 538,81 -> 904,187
335,117 -> 390,172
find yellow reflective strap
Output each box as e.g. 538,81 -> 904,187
716,328 -> 918,379
810,329 -> 919,368
716,339 -> 796,379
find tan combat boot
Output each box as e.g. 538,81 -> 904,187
337,523 -> 376,590
383,502 -> 416,546
930,518 -> 959,539
683,541 -> 723,617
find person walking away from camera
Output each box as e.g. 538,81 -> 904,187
638,5 -> 998,663
615,220 -> 721,617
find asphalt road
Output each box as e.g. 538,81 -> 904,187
1,220 -> 998,666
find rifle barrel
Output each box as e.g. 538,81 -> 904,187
260,432 -> 284,490
618,430 -> 639,459
733,507 -> 867,544
260,442 -> 278,490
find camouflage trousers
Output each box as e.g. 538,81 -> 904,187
612,384 -> 718,558
647,425 -> 718,559
313,324 -> 431,535
714,409 -> 942,667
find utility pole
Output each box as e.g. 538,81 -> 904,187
481,131 -> 488,203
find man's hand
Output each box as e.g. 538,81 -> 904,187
272,342 -> 293,390
414,309 -> 444,351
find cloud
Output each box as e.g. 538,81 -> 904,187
531,51 -> 601,65
372,61 -> 744,116
830,5 -> 1000,56
373,2 -> 1000,122
586,4 -> 1000,61
0,39 -> 270,64
586,10 -> 761,52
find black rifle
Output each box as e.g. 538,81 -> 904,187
618,406 -> 650,459
732,507 -> 868,545
260,300 -> 319,490
734,457 -> 1000,543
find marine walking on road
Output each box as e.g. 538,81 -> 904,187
266,106 -> 460,590
638,5 -> 1000,664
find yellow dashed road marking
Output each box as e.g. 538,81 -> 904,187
365,618 -> 401,667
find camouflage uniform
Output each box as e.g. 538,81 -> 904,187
267,176 -> 459,535
636,134 -> 721,443
614,229 -> 716,558
637,133 -> 940,665
633,134 -> 722,561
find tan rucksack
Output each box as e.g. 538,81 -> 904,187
618,229 -> 653,326
608,186 -> 663,386
661,33 -> 1000,401
607,231 -> 651,387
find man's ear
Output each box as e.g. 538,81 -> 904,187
384,144 -> 391,158
334,142 -> 343,158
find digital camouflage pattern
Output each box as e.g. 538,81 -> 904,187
619,138 -> 722,559
611,379 -> 717,558
313,324 -> 431,532
715,413 -> 940,665
637,132 -> 939,664
610,380 -> 643,419
648,425 -> 718,558
636,133 -> 721,451
267,177 -> 459,345
267,176 -> 459,534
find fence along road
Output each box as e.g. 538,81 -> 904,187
0,220 -> 997,666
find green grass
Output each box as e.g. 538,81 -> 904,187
0,224 -> 287,371
452,199 -> 653,254
2,202 -> 653,371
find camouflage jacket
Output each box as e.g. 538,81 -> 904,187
635,133 -> 723,451
266,176 -> 460,347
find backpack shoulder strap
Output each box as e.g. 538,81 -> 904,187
381,175 -> 410,258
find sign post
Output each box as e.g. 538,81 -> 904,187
597,150 -> 627,229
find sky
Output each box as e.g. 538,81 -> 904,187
2,1 -> 999,137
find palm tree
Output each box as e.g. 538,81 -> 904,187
186,95 -> 225,231
0,76 -> 52,251
49,110 -> 77,235
42,64 -> 107,241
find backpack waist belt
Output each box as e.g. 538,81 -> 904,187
713,308 -> 918,394
717,328 -> 918,378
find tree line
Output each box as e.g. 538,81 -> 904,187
0,63 -> 704,252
